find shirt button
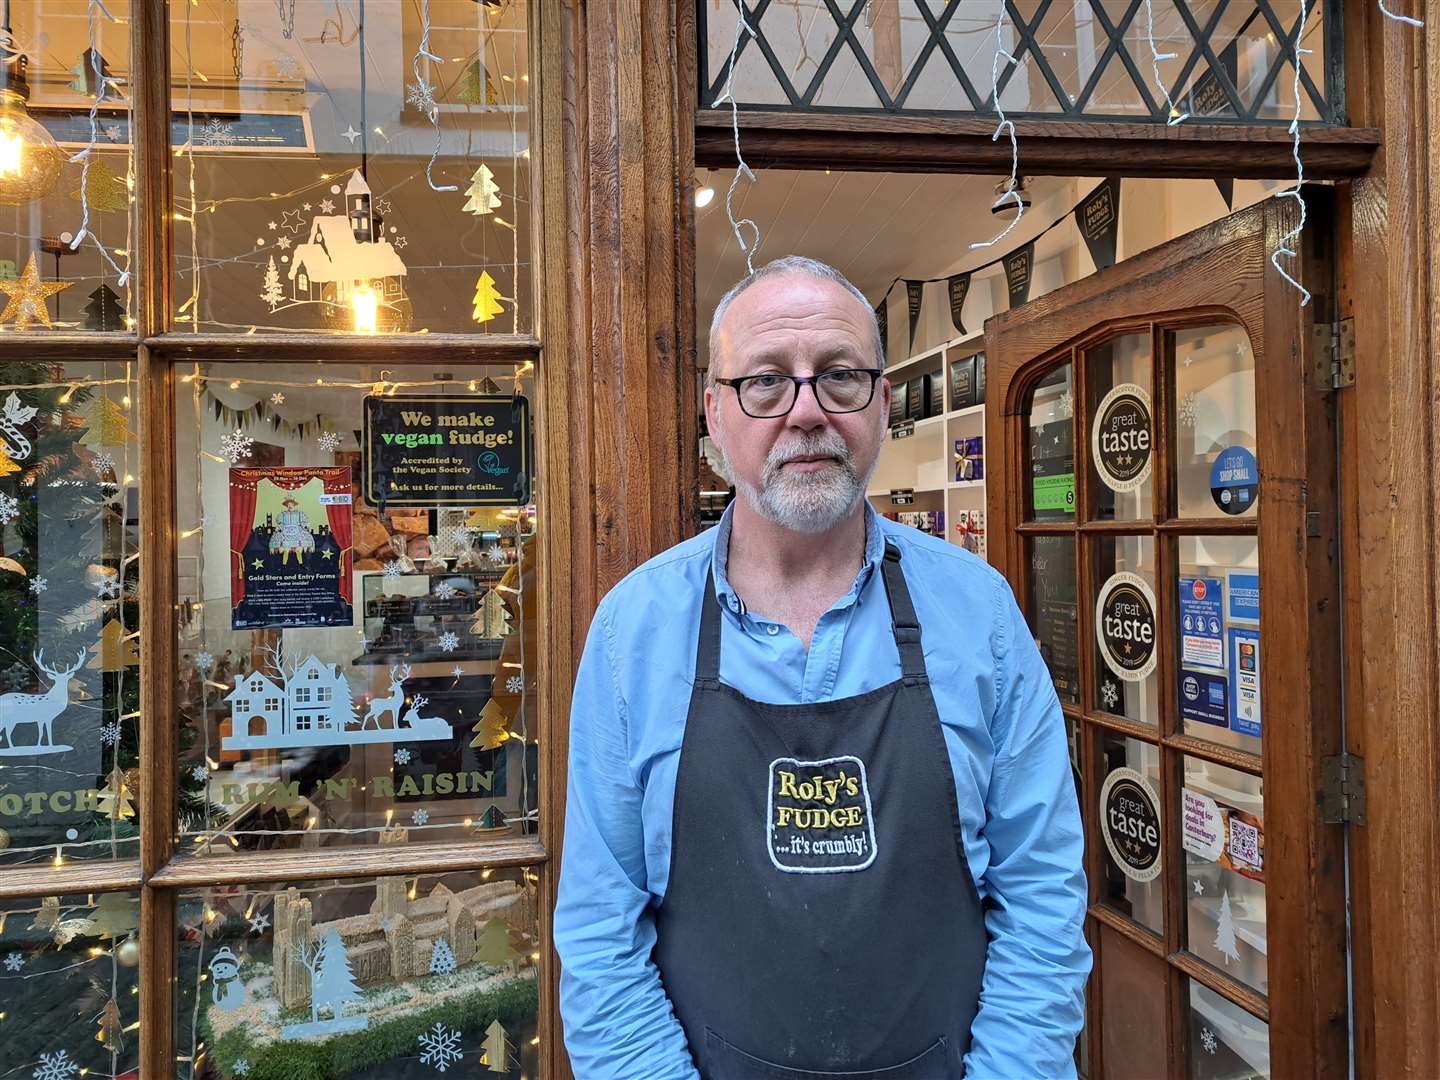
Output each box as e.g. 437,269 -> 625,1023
728,598 -> 739,612
766,624 -> 779,635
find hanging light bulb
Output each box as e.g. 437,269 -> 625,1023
351,284 -> 379,335
0,47 -> 63,207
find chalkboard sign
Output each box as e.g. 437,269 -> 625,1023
363,395 -> 531,507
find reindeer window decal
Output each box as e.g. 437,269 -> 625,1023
0,650 -> 86,756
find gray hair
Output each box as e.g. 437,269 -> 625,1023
706,256 -> 884,387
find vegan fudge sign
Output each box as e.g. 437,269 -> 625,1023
363,395 -> 530,507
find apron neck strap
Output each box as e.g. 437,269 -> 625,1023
696,569 -> 724,686
881,540 -> 927,681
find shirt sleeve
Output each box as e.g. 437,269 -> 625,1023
964,581 -> 1092,1080
553,600 -> 700,1079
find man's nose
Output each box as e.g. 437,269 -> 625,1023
787,379 -> 828,428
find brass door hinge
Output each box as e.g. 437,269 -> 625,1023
1322,752 -> 1366,824
1311,318 -> 1355,390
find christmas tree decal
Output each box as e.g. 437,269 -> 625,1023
480,1019 -> 513,1073
456,59 -> 499,106
89,617 -> 140,671
475,919 -> 514,968
83,284 -> 126,330
281,927 -> 370,1038
95,997 -> 124,1052
68,47 -> 115,97
0,448 -> 19,477
1213,889 -> 1240,965
95,768 -> 135,819
430,936 -> 457,975
471,271 -> 505,325
70,158 -> 128,213
260,255 -> 285,311
77,395 -> 135,447
470,698 -> 511,752
462,164 -> 502,216
88,892 -> 138,938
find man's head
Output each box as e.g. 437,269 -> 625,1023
706,257 -> 889,535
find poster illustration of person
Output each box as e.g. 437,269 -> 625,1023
231,466 -> 353,629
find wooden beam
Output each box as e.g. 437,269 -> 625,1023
695,110 -> 1380,179
144,332 -> 541,364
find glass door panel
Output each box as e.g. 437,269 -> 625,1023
1171,326 -> 1259,521
1176,536 -> 1261,754
1085,333 -> 1153,523
1098,924 -> 1168,1076
1098,734 -> 1164,936
1092,535 -> 1158,726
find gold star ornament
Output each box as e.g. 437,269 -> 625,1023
0,253 -> 73,329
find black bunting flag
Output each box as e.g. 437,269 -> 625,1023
906,280 -> 924,347
947,273 -> 971,336
1076,178 -> 1121,272
875,300 -> 888,356
1004,242 -> 1035,310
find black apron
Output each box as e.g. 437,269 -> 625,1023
653,541 -> 988,1079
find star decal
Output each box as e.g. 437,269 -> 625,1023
341,125 -> 361,144
320,548 -> 334,559
1193,878 -> 1204,895
392,235 -> 408,250
280,209 -> 304,233
0,254 -> 74,330
267,221 -> 278,231
302,202 -> 312,211
252,558 -> 264,570
248,912 -> 270,934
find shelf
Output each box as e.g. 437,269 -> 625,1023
867,486 -> 943,500
946,480 -> 985,490
949,403 -> 986,420
883,329 -> 984,382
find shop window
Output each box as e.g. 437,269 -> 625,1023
1,890 -> 142,1078
169,1 -> 530,335
1183,757 -> 1267,996
1027,535 -> 1079,707
0,360 -> 141,868
698,2 -> 1340,124
0,2 -> 134,333
1086,332 -> 1153,523
174,360 -> 537,853
1176,535 -> 1261,755
1171,325 -> 1259,521
1026,362 -> 1076,522
175,867 -> 541,1076
1187,978 -> 1269,1078
1097,734 -> 1164,937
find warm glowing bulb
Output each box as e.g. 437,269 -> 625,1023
351,285 -> 379,335
0,92 -> 63,205
694,186 -> 715,209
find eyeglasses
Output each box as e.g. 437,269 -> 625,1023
715,368 -> 884,419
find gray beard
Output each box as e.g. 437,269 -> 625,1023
721,430 -> 879,535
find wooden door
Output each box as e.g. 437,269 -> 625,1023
984,196 -> 1346,1079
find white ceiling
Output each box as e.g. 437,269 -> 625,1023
695,168 -> 1071,368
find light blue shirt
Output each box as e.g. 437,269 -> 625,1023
554,501 -> 1090,1079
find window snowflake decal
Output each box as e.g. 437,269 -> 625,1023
91,451 -> 115,476
195,650 -> 215,672
270,392 -> 285,405
405,80 -> 438,120
1056,389 -> 1073,419
412,808 -> 430,826
434,583 -> 457,600
418,1022 -> 463,1071
318,431 -> 342,453
1200,1027 -> 1218,1054
96,576 -> 121,600
3,950 -> 22,971
484,546 -> 506,564
436,631 -> 460,653
394,747 -> 412,765
190,764 -> 209,783
383,561 -> 404,579
1101,680 -> 1120,711
220,430 -> 254,463
0,492 -> 18,525
33,1049 -> 80,1080
248,912 -> 270,934
505,675 -> 523,695
28,577 -> 46,595
1178,391 -> 1199,429
199,117 -> 234,147
99,721 -> 122,747
233,1060 -> 251,1077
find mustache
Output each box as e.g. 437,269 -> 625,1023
764,434 -> 853,475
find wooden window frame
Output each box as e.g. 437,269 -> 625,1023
0,2 -> 569,1076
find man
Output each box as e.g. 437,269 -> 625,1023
555,256 -> 1089,1078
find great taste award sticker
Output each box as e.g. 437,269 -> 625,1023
1096,571 -> 1158,682
1091,382 -> 1153,493
767,756 -> 877,874
1101,767 -> 1162,883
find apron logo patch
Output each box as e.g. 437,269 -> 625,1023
767,755 -> 878,874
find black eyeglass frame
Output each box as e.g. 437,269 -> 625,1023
714,368 -> 885,419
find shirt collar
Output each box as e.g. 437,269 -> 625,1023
711,500 -> 886,617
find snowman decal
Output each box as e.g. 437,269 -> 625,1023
209,946 -> 248,1012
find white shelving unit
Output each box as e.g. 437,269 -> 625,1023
868,331 -> 989,559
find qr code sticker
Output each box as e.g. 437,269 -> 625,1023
1228,818 -> 1261,871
